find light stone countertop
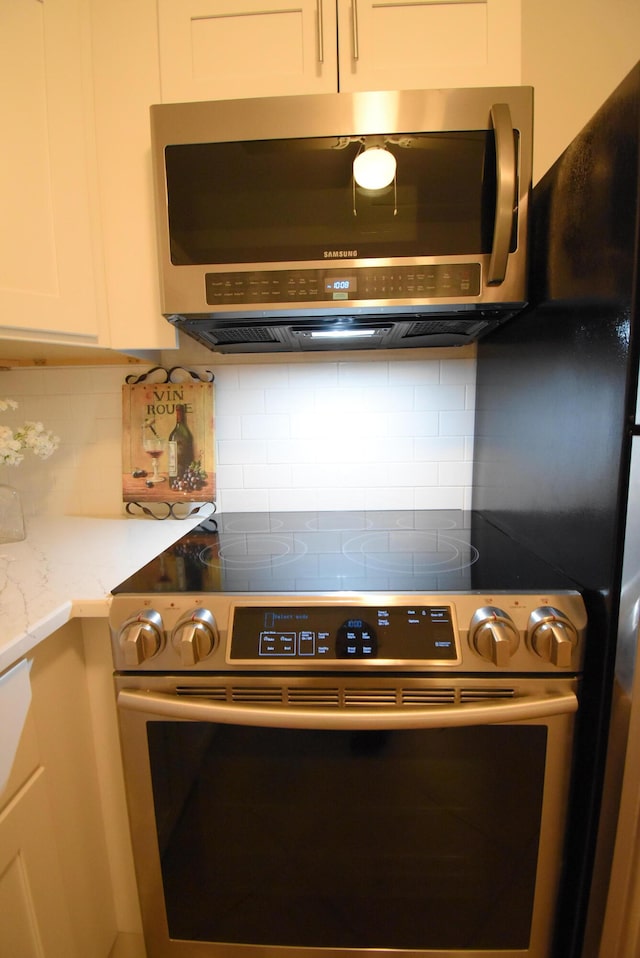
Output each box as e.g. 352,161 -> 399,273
0,509 -> 214,675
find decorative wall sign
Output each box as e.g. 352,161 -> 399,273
122,367 -> 215,517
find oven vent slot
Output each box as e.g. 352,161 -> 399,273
176,686 -> 227,700
344,688 -> 398,707
459,687 -> 516,702
401,688 -> 457,705
288,688 -> 341,707
231,686 -> 284,704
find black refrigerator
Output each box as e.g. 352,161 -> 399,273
473,62 -> 640,957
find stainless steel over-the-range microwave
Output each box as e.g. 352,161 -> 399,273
150,85 -> 533,353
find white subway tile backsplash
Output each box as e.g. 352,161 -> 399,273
241,414 -> 290,440
388,359 -> 440,384
439,357 -> 476,383
216,388 -> 265,415
388,461 -> 438,486
236,364 -> 289,388
243,463 -> 292,488
387,411 -> 439,437
415,486 -> 466,510
415,436 -> 465,461
217,439 -> 269,464
438,460 -> 474,486
337,362 -> 389,386
218,488 -> 270,512
414,384 -> 466,410
287,363 -> 338,387
439,410 -> 476,436
0,351 -> 476,518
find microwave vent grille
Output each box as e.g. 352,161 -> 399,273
208,326 -> 281,345
405,318 -> 489,339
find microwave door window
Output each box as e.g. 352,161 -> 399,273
163,132 -> 504,266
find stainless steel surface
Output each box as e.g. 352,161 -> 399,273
117,680 -> 578,728
150,85 -> 532,352
114,669 -> 580,958
119,609 -> 164,667
487,102 -> 516,285
469,605 -> 520,666
110,592 -> 587,675
109,514 -> 587,958
170,608 -> 218,666
529,606 -> 578,668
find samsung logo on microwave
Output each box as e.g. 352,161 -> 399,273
324,250 -> 358,259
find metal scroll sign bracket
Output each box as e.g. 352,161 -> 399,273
121,366 -> 217,520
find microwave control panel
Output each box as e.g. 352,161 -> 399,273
205,264 -> 481,306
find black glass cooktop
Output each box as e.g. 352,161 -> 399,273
113,510 -> 579,595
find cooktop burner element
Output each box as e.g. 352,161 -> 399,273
112,509 -> 577,595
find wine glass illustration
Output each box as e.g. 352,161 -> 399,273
142,425 -> 166,484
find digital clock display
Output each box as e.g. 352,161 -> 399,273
325,276 -> 357,297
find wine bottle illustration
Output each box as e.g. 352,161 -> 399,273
168,404 -> 194,487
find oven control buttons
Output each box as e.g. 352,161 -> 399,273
528,607 -> 578,667
335,619 -> 378,657
171,608 -> 218,665
469,607 -> 519,666
119,610 -> 164,665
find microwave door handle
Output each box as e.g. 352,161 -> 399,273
118,688 -> 577,730
487,102 -> 517,286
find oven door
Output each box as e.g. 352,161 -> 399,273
116,675 -> 578,958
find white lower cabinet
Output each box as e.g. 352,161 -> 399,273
0,624 -> 118,958
0,767 -> 78,957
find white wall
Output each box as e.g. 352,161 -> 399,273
0,351 -> 476,518
522,0 -> 640,182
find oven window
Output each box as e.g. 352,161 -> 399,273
147,723 -> 546,950
164,131 -> 506,265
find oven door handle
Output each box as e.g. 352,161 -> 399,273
117,688 -> 577,729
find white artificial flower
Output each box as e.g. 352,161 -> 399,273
0,400 -> 60,466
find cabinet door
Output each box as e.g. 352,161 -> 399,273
0,0 -> 105,346
336,0 -> 521,92
158,0 -> 339,102
0,768 -> 78,958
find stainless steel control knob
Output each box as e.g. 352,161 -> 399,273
469,606 -> 519,666
529,607 -> 578,667
119,610 -> 164,666
171,608 -> 218,665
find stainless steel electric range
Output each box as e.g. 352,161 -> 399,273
109,509 -> 587,958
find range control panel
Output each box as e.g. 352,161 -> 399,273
205,264 -> 481,307
230,605 -> 459,663
109,593 -> 588,675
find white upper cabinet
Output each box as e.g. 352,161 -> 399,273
337,0 -> 521,92
158,0 -> 521,104
0,0 -> 106,347
90,0 -> 178,352
158,0 -> 339,101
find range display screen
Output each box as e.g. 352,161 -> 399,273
229,605 -> 459,662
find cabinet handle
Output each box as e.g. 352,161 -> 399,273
317,1 -> 324,63
487,102 -> 517,286
351,0 -> 359,59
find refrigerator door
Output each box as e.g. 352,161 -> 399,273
597,435 -> 640,956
